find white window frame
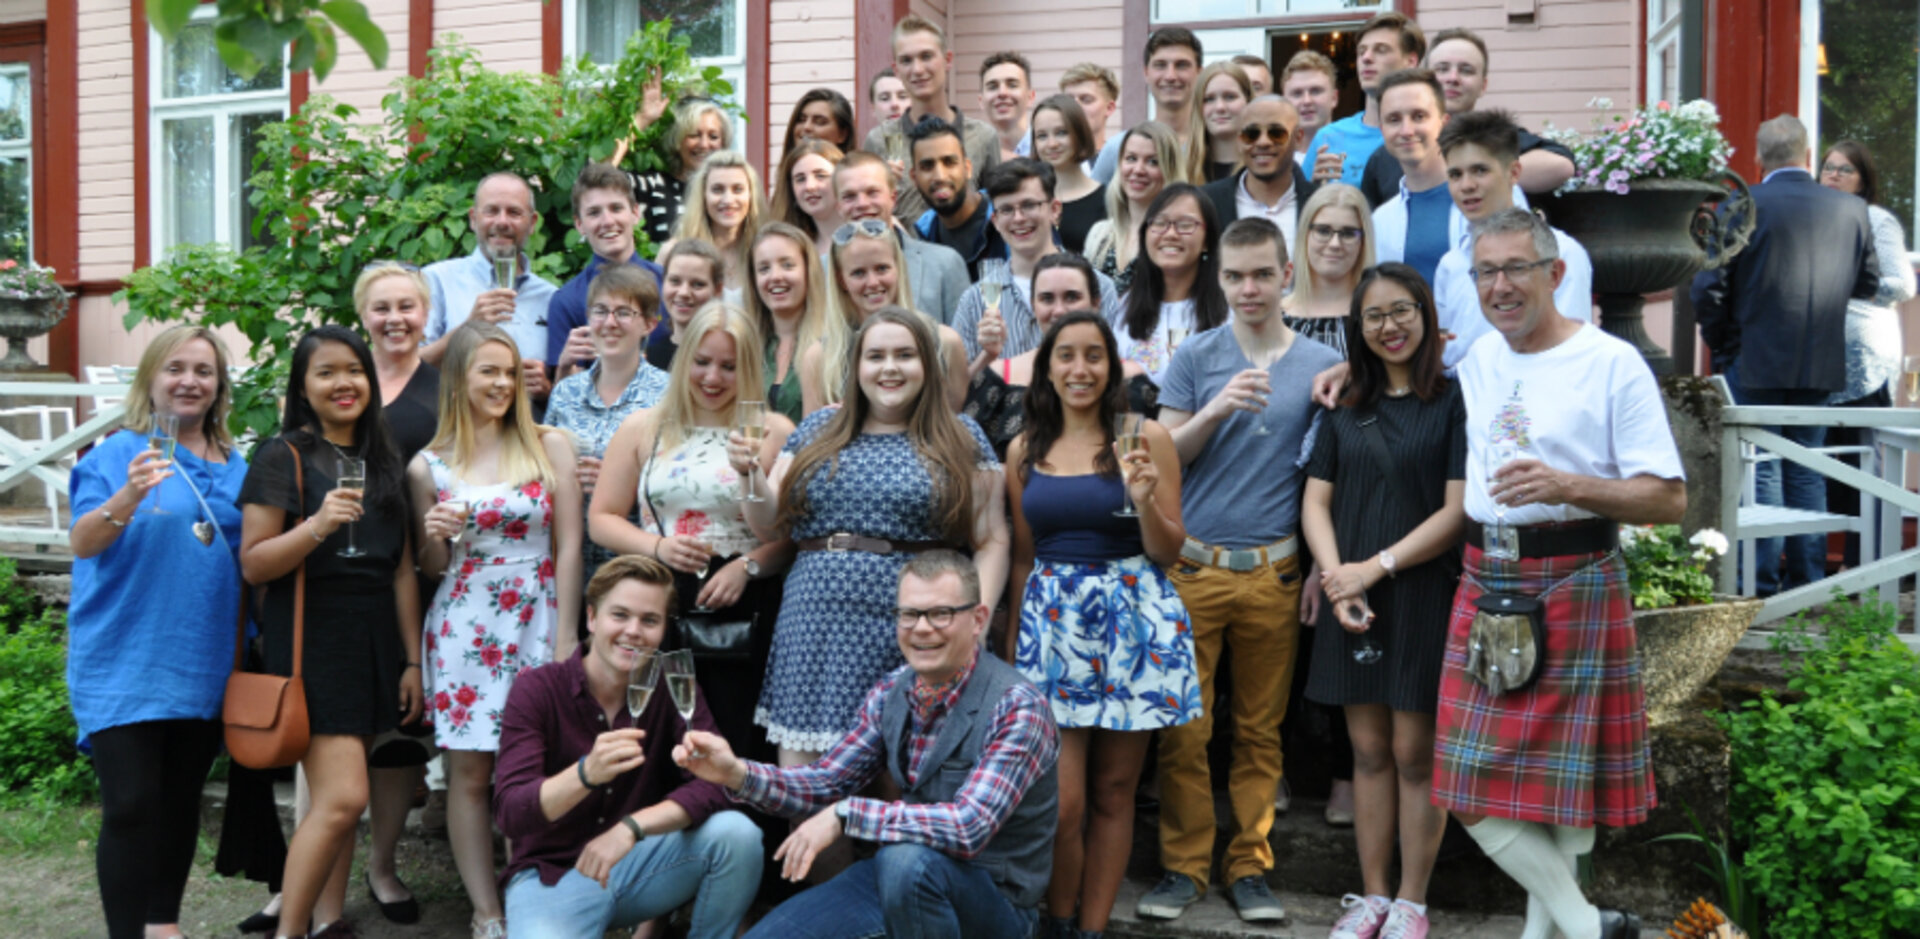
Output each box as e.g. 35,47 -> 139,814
1151,0 -> 1391,23
147,9 -> 289,254
561,0 -> 749,144
1645,0 -> 1684,106
0,62 -> 32,262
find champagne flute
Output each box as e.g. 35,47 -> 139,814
883,128 -> 907,165
1249,369 -> 1273,436
1344,598 -> 1384,665
336,456 -> 368,559
686,545 -> 719,614
627,649 -> 662,719
490,243 -> 518,291
979,281 -> 1003,316
1167,325 -> 1190,353
143,413 -> 179,515
664,649 -> 702,756
736,400 -> 768,503
1903,355 -> 1920,406
1486,441 -> 1526,562
445,499 -> 472,545
1113,412 -> 1144,518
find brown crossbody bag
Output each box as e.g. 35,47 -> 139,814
222,440 -> 311,769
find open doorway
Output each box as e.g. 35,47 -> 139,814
1269,28 -> 1365,118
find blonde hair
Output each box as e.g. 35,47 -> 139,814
1291,184 -> 1376,298
1103,121 -> 1187,268
1188,62 -> 1253,173
428,322 -> 557,488
123,324 -> 237,458
352,262 -> 432,316
745,222 -> 845,397
649,304 -> 767,453
675,150 -> 767,288
822,225 -> 920,407
669,100 -> 735,175
1059,62 -> 1119,102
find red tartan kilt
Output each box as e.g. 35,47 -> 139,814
1432,543 -> 1655,828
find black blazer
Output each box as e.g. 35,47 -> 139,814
1201,163 -> 1320,238
1690,168 -> 1879,391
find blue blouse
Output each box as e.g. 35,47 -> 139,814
67,429 -> 249,744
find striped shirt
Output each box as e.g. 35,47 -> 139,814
951,257 -> 1126,361
734,660 -> 1059,859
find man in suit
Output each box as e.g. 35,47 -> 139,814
1201,97 -> 1319,240
1691,114 -> 1880,594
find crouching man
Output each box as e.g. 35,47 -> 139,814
677,550 -> 1061,938
494,556 -> 762,938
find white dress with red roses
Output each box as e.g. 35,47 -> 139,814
421,449 -> 560,751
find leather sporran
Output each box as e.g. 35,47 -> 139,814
222,440 -> 313,769
1464,592 -> 1546,696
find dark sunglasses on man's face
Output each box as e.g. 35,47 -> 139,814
1238,123 -> 1292,145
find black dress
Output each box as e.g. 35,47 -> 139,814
384,362 -> 441,463
1058,184 -> 1108,256
1303,380 -> 1467,713
238,436 -> 409,736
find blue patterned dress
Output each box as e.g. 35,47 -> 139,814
756,410 -> 999,751
1014,471 -> 1200,730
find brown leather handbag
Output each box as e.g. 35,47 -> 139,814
222,440 -> 311,769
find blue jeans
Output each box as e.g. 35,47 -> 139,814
743,844 -> 1038,939
503,810 -> 761,939
1730,362 -> 1830,593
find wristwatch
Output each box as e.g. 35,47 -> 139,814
1377,550 -> 1398,578
741,557 -> 762,579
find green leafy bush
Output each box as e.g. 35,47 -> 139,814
117,28 -> 737,443
1620,524 -> 1727,609
0,561 -> 93,805
1724,596 -> 1920,936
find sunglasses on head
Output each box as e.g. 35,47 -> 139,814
832,219 -> 893,245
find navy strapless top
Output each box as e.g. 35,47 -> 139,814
1023,470 -> 1144,564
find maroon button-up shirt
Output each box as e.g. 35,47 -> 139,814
494,647 -> 730,888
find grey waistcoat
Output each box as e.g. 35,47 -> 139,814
878,655 -> 1059,909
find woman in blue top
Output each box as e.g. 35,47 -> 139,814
1007,311 -> 1197,939
68,324 -> 249,939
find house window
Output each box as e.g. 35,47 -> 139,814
148,16 -> 287,254
1645,0 -> 1684,106
563,0 -> 748,140
0,64 -> 28,263
1152,0 -> 1384,23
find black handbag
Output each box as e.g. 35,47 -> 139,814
642,429 -> 757,662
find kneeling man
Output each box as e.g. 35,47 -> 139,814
678,550 -> 1061,938
495,555 -> 762,938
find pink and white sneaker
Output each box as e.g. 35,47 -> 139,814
1379,901 -> 1431,939
1329,894 -> 1391,939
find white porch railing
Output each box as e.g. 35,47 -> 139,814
0,381 -> 130,549
1718,397 -> 1920,651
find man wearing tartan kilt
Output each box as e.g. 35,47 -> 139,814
1436,208 -> 1686,939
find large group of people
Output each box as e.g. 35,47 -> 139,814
68,8 -> 1911,939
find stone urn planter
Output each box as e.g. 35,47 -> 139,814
0,290 -> 72,372
1536,175 -> 1754,377
1634,594 -> 1762,726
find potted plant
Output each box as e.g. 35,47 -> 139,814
0,259 -> 71,373
1619,524 -> 1760,725
1537,99 -> 1754,376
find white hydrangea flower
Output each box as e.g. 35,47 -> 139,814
1689,528 -> 1729,557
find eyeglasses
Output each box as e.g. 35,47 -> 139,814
1309,224 -> 1364,244
1237,123 -> 1293,145
1819,163 -> 1858,177
894,604 -> 973,629
587,304 -> 643,323
1468,258 -> 1557,285
994,199 -> 1051,220
832,219 -> 893,245
1360,300 -> 1421,333
1147,216 -> 1203,236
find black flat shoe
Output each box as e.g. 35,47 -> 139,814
1598,908 -> 1642,939
366,873 -> 420,925
236,909 -> 278,934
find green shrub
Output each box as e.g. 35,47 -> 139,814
1724,595 -> 1920,936
0,561 -> 93,805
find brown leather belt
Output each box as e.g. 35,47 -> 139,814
796,533 -> 955,555
1466,518 -> 1617,559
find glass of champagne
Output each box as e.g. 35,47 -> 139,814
664,650 -> 702,755
627,648 -> 662,719
1903,355 -> 1920,406
1113,412 -> 1145,518
445,499 -> 472,545
1486,441 -> 1527,562
1249,369 -> 1272,436
883,128 -> 906,165
490,243 -> 518,291
979,281 -> 1002,316
335,456 -> 368,559
143,413 -> 179,515
736,400 -> 769,503
1167,325 -> 1190,353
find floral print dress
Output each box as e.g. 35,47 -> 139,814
421,450 -> 559,751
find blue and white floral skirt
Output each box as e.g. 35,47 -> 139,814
1015,554 -> 1202,731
